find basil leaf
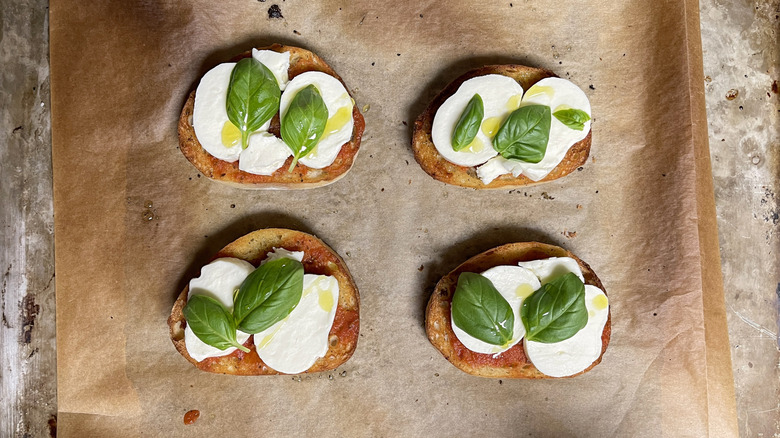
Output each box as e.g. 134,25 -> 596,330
451,272 -> 514,346
233,258 -> 304,333
183,295 -> 249,352
451,94 -> 484,151
226,57 -> 281,150
492,104 -> 551,163
521,272 -> 588,343
553,108 -> 590,131
281,84 -> 328,172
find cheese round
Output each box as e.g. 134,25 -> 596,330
184,258 -> 255,362
279,71 -> 354,169
451,265 -> 539,355
432,75 -> 524,167
524,285 -> 608,377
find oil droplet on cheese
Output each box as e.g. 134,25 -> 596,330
505,94 -> 523,111
467,137 -> 485,153
221,120 -> 241,148
321,106 -> 352,140
593,294 -> 609,310
515,283 -> 535,300
525,85 -> 555,100
318,289 -> 334,312
257,317 -> 288,348
553,104 -> 572,112
481,117 -> 502,138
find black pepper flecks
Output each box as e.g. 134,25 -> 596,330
589,84 -> 595,90
268,4 -> 283,18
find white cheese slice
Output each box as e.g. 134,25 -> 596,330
279,71 -> 354,169
451,266 -> 539,356
254,274 -> 340,374
192,63 -> 274,163
432,75 -> 524,167
263,247 -> 304,264
475,156 -> 511,184
517,257 -> 585,285
238,133 -> 292,175
511,77 -> 591,181
184,257 -> 255,362
524,285 -> 609,377
252,49 -> 291,90
192,63 -> 241,163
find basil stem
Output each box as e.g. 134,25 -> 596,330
492,104 -> 551,163
233,258 -> 304,334
451,272 -> 514,346
451,94 -> 484,151
183,295 -> 250,353
226,58 -> 281,149
521,272 -> 588,343
281,84 -> 328,172
553,108 -> 590,131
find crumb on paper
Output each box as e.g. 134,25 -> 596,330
183,410 -> 200,425
563,230 -> 577,239
268,5 -> 283,19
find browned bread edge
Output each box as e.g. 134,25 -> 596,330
425,242 -> 610,378
412,65 -> 591,189
168,229 -> 360,375
178,44 -> 365,189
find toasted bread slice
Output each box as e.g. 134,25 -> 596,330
178,44 -> 365,189
426,242 -> 610,378
168,229 -> 360,374
412,65 -> 591,189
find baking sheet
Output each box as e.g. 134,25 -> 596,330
50,0 -> 738,435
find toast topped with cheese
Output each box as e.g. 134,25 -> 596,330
168,229 -> 360,374
426,242 -> 610,378
412,65 -> 592,189
179,44 -> 365,189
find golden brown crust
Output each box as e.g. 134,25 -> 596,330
412,65 -> 591,189
425,242 -> 610,378
168,229 -> 360,375
178,44 -> 365,189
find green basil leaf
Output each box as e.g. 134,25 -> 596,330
281,84 -> 328,172
233,258 -> 304,333
226,57 -> 281,150
451,94 -> 484,151
553,108 -> 590,131
492,104 -> 551,163
451,272 -> 514,346
521,272 -> 588,343
183,295 -> 249,352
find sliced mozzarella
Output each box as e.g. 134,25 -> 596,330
262,247 -> 304,264
192,63 -> 274,163
192,63 -> 241,162
279,72 -> 354,169
451,266 -> 540,356
254,274 -> 340,374
524,285 -> 609,377
252,49 -> 291,90
512,77 -> 591,181
184,258 -> 255,362
238,133 -> 291,175
476,156 -> 511,184
517,257 -> 585,284
432,75 -> 524,167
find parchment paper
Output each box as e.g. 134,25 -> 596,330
50,0 -> 738,436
